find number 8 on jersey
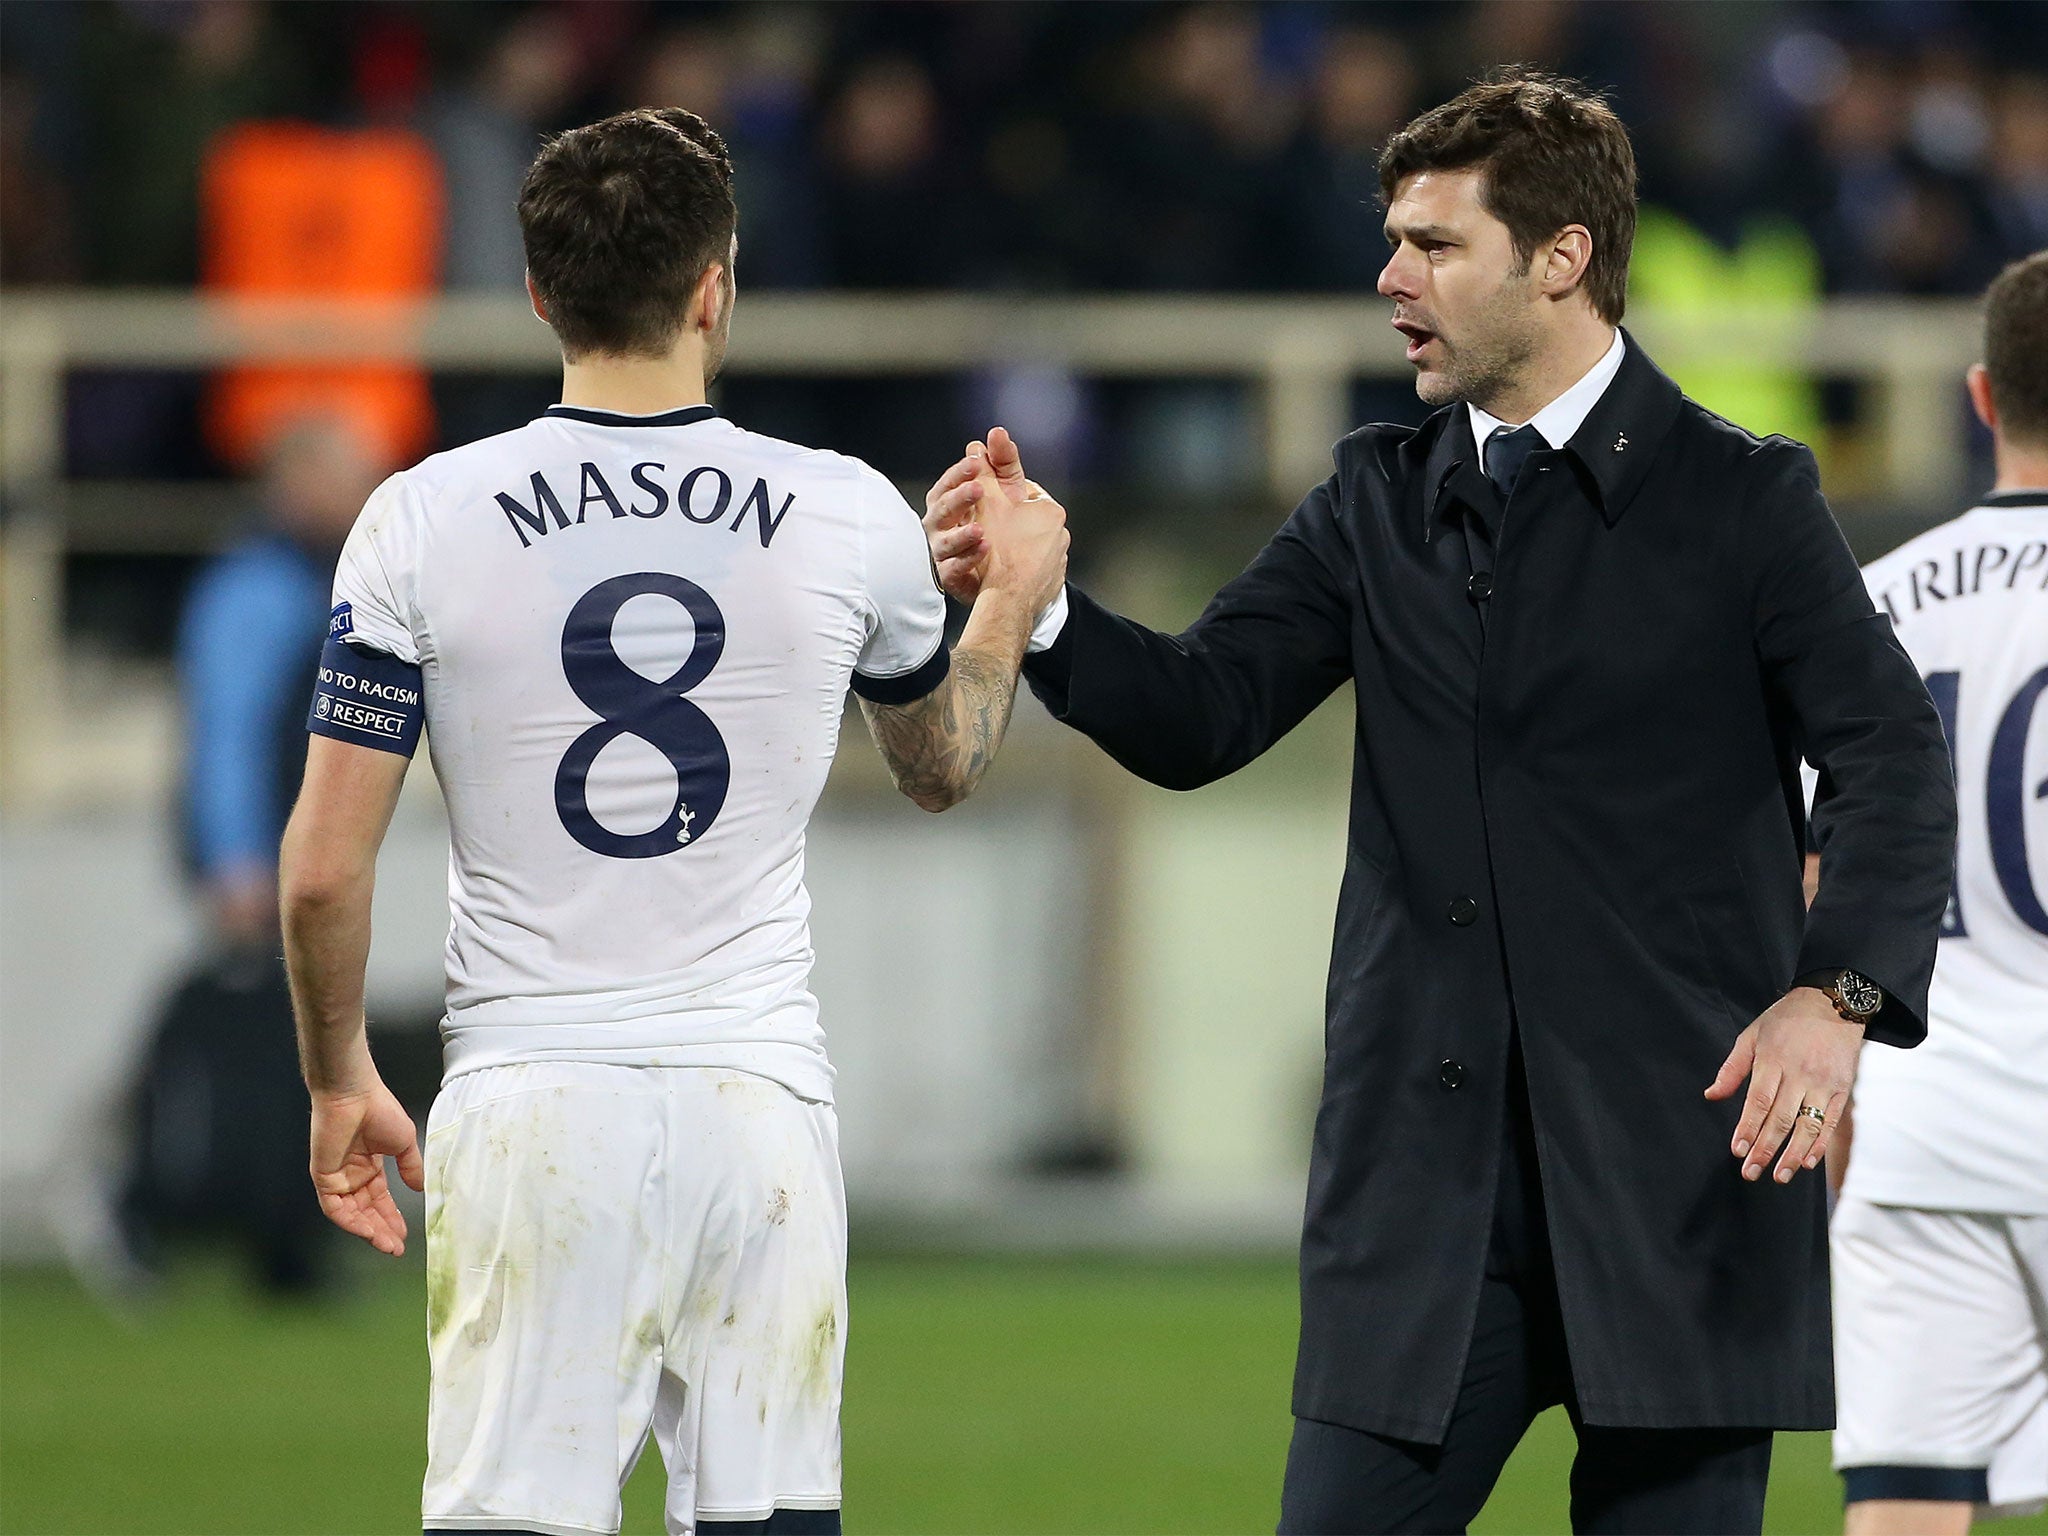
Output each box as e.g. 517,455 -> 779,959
555,571 -> 731,858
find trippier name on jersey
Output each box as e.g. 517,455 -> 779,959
1872,535 -> 2047,621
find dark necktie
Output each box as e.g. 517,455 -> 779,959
1485,423 -> 1544,498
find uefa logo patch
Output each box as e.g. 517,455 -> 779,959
315,693 -> 332,719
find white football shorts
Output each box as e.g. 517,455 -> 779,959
420,1062 -> 846,1536
1832,1193 -> 2048,1519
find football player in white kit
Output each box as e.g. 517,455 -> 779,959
1822,251 -> 2048,1535
276,109 -> 1067,1536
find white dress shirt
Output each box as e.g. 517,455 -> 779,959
1467,326 -> 1626,457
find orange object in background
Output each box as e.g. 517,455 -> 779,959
201,122 -> 444,471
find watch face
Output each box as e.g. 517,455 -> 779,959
1838,971 -> 1883,1017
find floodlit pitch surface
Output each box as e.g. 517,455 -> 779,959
5,1256 -> 2039,1535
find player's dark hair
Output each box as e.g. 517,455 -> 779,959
518,108 -> 736,361
1378,68 -> 1637,324
1984,249 -> 2048,447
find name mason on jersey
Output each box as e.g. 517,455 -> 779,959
496,461 -> 796,551
1873,535 -> 2048,623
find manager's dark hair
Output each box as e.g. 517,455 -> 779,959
1985,249 -> 2048,446
1379,68 -> 1637,324
518,108 -> 736,360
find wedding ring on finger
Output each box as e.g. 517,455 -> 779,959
1795,1104 -> 1826,1129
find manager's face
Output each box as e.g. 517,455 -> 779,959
1378,169 -> 1543,410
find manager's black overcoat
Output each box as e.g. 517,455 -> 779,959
1024,337 -> 1955,1438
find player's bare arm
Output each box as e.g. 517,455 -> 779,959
864,443 -> 1067,811
279,733 -> 423,1256
861,644 -> 1019,812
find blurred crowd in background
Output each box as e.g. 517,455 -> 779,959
6,0 -> 2047,298
2,0 -> 2043,690
6,2 -> 2048,486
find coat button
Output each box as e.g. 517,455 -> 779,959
1467,571 -> 1493,602
1447,895 -> 1479,926
1439,1059 -> 1465,1091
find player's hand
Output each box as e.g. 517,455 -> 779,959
924,454 -> 995,601
309,1076 -> 424,1257
1704,988 -> 1862,1185
925,427 -> 1053,603
925,427 -> 1067,614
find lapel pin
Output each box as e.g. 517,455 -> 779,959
1612,432 -> 1628,453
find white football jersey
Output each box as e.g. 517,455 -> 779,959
1828,491 -> 2048,1214
320,404 -> 948,1103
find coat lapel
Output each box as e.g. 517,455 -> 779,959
1565,330 -> 1685,526
1418,407 -> 1497,545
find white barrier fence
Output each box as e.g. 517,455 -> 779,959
0,294 -> 1982,811
0,291 -> 1984,810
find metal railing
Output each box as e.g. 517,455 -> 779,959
0,290 -> 1984,808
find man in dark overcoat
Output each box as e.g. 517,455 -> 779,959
925,71 -> 1957,1535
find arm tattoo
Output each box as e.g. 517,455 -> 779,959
861,645 -> 1020,812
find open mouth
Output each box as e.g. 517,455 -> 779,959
1392,318 -> 1437,363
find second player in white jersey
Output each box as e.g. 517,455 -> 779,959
324,403 -> 946,1104
1835,493 -> 2048,1216
1825,251 -> 2048,1533
1826,491 -> 2048,1527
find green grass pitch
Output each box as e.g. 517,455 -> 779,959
4,1254 -> 2043,1535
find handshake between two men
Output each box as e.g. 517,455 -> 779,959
922,425 -> 1048,608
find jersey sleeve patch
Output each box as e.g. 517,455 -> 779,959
850,641 -> 950,706
307,631 -> 425,756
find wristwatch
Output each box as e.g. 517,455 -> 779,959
1797,968 -> 1884,1024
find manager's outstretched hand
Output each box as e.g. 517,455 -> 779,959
1704,988 -> 1862,1185
924,426 -> 1053,605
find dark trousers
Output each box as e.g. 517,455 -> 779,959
1279,1041 -> 1773,1536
